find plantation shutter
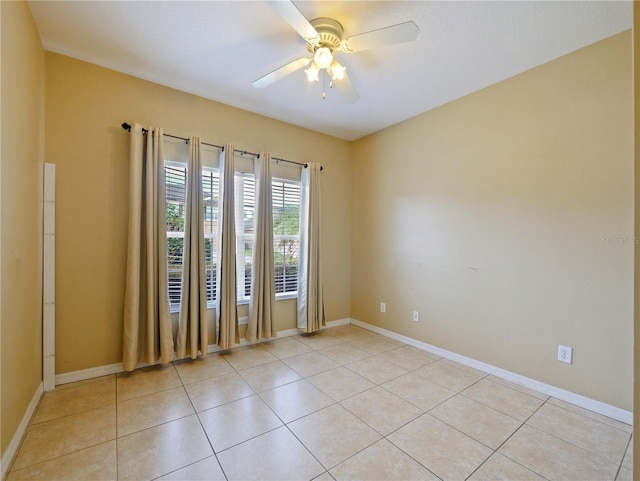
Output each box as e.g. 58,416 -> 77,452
272,178 -> 301,294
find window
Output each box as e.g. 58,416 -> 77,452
165,163 -> 187,309
165,163 -> 301,309
235,172 -> 255,301
165,162 -> 219,311
202,169 -> 219,303
272,178 -> 301,296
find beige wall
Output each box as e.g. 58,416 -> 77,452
1,1 -> 45,457
352,31 -> 633,410
45,53 -> 352,374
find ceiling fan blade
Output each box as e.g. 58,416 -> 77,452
334,71 -> 359,104
253,57 -> 311,88
267,0 -> 320,45
341,21 -> 419,53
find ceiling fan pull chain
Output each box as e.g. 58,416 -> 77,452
322,69 -> 327,99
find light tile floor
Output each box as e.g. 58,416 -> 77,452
7,325 -> 633,481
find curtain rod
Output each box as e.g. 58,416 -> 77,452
121,123 -> 321,170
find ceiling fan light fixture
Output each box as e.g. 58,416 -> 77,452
305,62 -> 320,82
313,46 -> 333,69
329,59 -> 346,80
257,1 -> 419,103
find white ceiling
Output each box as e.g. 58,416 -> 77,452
29,1 -> 632,141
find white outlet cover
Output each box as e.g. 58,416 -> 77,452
558,345 -> 573,364
380,302 -> 386,313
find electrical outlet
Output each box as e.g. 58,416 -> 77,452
380,302 -> 386,313
412,310 -> 420,322
558,345 -> 573,364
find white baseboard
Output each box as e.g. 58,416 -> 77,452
55,318 -> 354,386
53,317 -> 633,425
1,382 -> 44,480
326,318 -> 352,328
55,316 -> 630,426
350,318 -> 632,425
273,328 -> 300,338
55,362 -> 126,386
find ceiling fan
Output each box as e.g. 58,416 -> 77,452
253,0 -> 420,103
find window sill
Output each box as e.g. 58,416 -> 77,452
276,292 -> 298,301
236,292 -> 299,305
170,293 -> 298,314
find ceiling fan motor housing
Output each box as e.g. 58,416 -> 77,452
306,17 -> 344,53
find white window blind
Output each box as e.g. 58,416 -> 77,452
235,172 -> 255,301
272,177 -> 301,295
165,162 -> 219,310
202,168 -> 219,303
165,163 -> 186,308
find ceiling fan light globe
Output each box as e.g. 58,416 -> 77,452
330,60 -> 346,80
314,47 -> 333,69
305,63 -> 320,82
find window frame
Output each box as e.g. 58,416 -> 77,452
272,176 -> 301,300
234,171 -> 255,304
165,160 -> 219,313
164,161 -> 302,312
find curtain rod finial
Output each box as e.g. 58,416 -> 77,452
303,163 -> 324,171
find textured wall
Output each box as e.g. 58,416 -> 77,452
352,32 -> 633,410
1,0 -> 45,457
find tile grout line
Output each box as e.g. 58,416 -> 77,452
182,338 -> 347,478
322,355 -> 477,479
258,332 -> 404,476
9,378 -> 117,478
380,430 -> 444,481
294,334 -> 489,477
114,373 -> 119,481
526,399 -> 632,466
282,420 -> 334,477
462,398 -> 551,481
545,397 -> 633,434
373,371 -> 547,481
177,358 -> 230,481
361,365 -> 450,481
236,337 -> 337,478
613,434 -> 633,481
456,391 -> 533,425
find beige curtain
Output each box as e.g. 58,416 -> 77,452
216,145 -> 239,349
176,137 -> 208,359
247,153 -> 276,342
297,162 -> 325,333
123,123 -> 174,370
